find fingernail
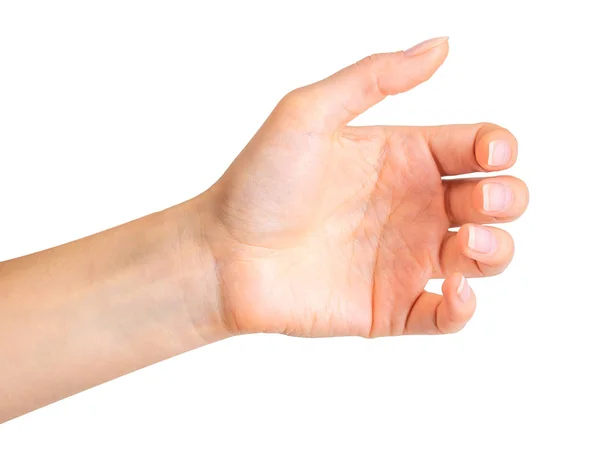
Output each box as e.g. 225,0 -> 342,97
482,183 -> 513,212
404,36 -> 449,57
467,225 -> 498,254
457,275 -> 470,303
488,140 -> 511,167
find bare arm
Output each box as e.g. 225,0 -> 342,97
0,197 -> 227,422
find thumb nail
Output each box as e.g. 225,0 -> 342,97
404,36 -> 449,57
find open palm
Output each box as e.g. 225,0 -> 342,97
206,37 -> 528,338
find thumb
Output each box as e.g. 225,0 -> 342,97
282,36 -> 449,131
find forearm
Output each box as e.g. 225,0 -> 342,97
0,196 -> 228,422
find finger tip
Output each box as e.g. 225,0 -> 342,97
442,272 -> 467,297
441,273 -> 476,330
475,129 -> 518,172
450,273 -> 476,304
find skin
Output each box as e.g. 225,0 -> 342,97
0,37 -> 528,422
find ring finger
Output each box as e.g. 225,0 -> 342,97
444,175 -> 529,227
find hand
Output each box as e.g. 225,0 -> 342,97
201,37 -> 529,338
0,37 -> 529,419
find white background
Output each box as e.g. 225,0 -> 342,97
1,1 -> 598,448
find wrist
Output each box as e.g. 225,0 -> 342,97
165,195 -> 234,345
0,194 -> 233,420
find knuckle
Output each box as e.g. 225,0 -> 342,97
275,87 -> 317,121
279,87 -> 310,108
272,87 -> 313,125
358,52 -> 385,68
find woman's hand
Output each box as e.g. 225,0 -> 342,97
200,37 -> 529,337
0,36 -> 529,421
